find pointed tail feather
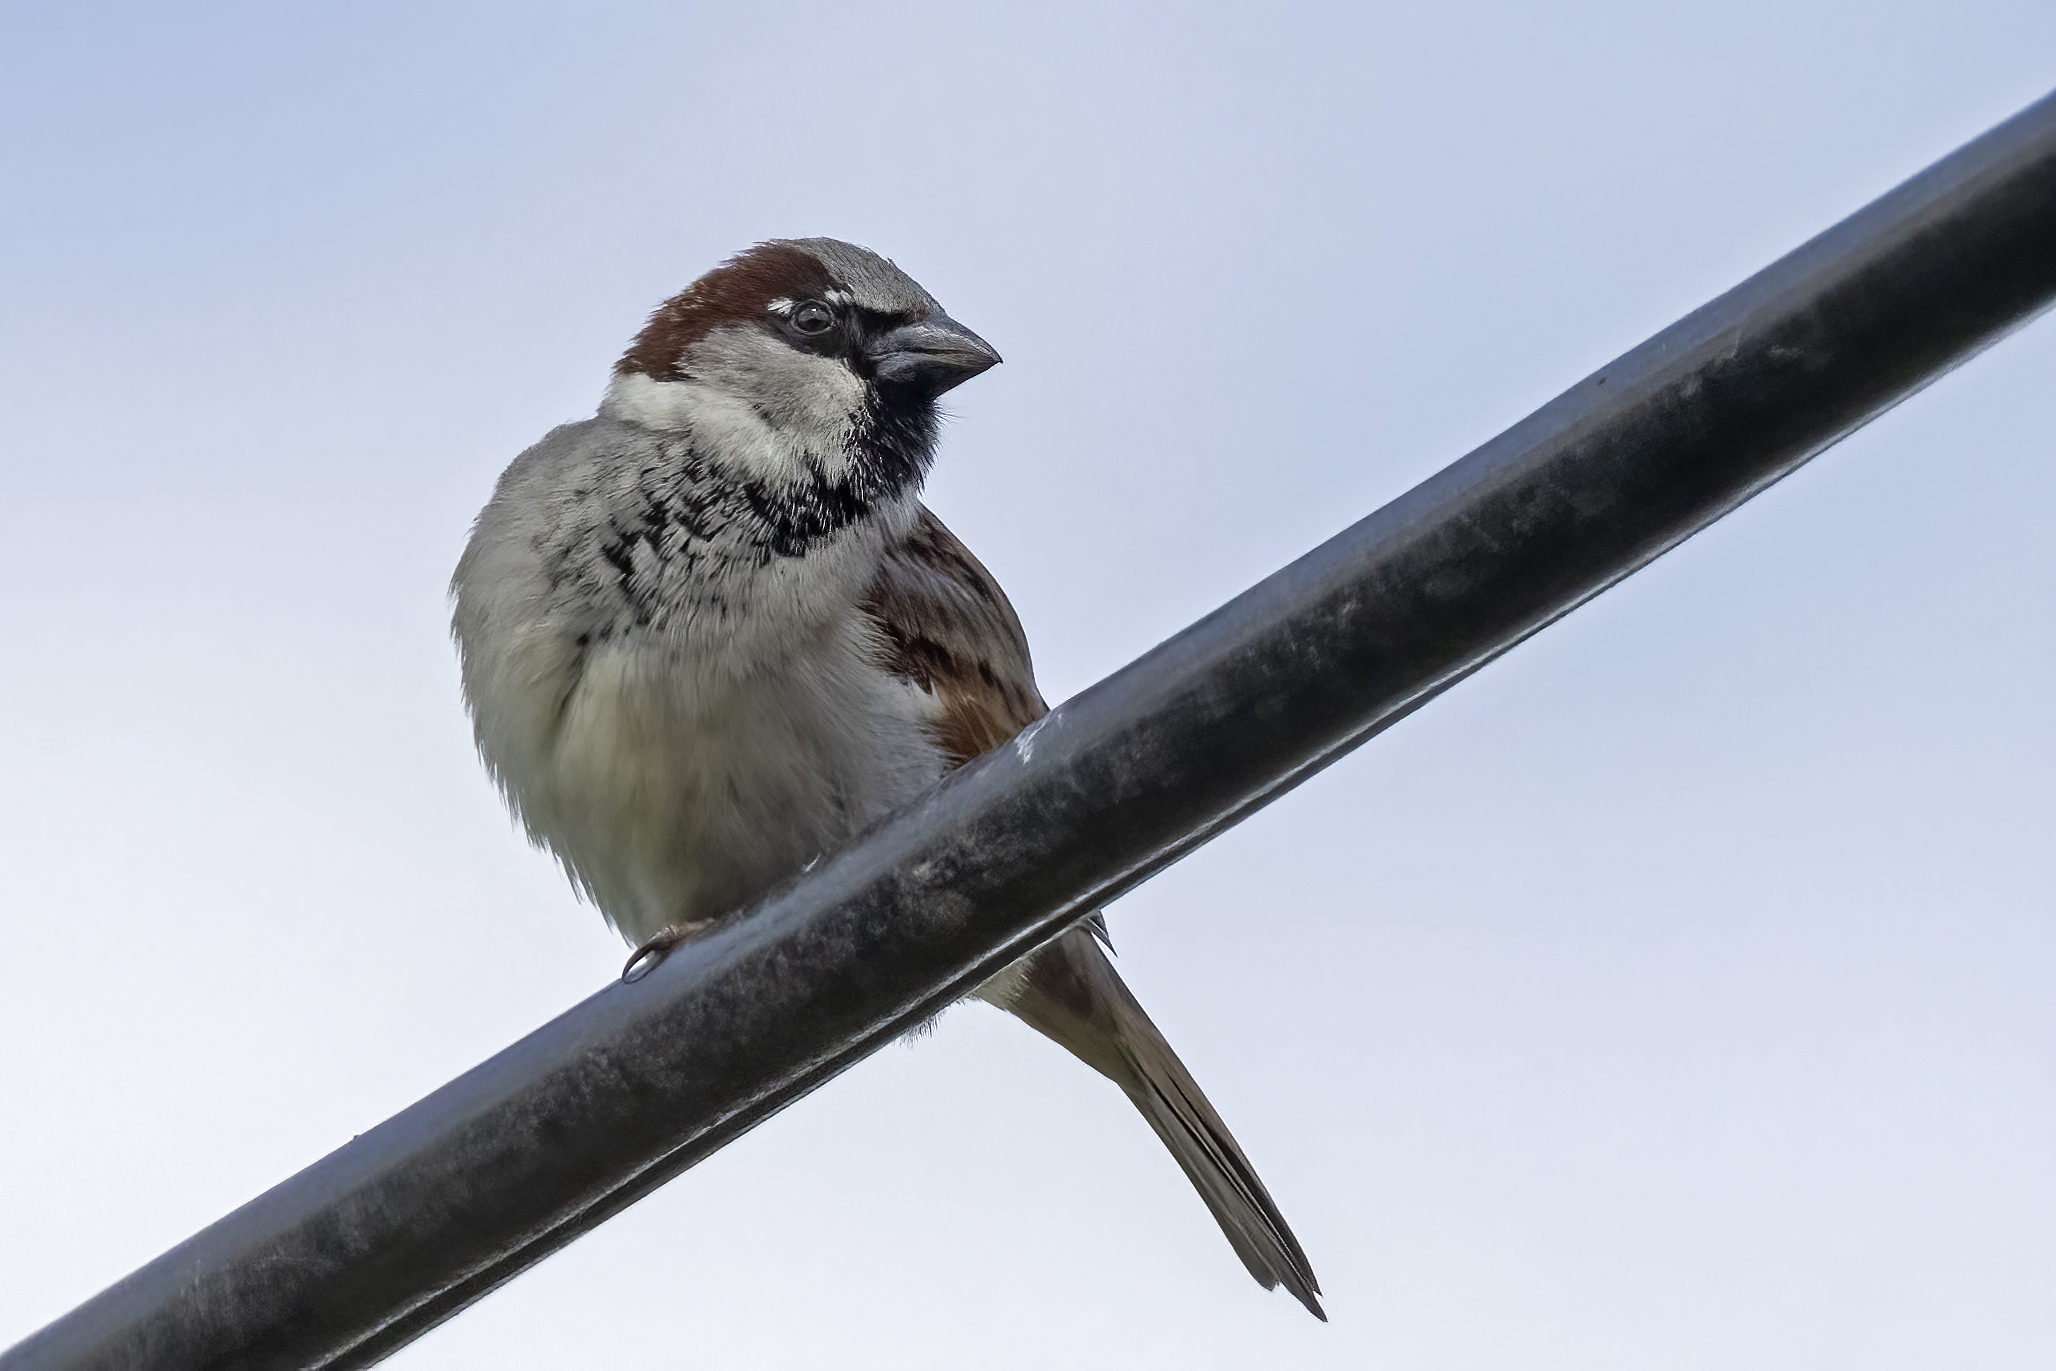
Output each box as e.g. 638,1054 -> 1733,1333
992,927 -> 1325,1319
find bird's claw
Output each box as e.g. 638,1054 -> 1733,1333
621,921 -> 710,982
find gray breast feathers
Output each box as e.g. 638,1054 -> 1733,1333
451,418 -> 942,942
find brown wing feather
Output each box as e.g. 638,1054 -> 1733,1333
861,505 -> 1046,767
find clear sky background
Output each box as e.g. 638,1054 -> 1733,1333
1,4 -> 2051,1368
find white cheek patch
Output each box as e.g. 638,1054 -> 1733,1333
690,388 -> 855,486
602,372 -> 700,430
601,325 -> 867,486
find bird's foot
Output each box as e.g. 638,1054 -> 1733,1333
621,921 -> 711,982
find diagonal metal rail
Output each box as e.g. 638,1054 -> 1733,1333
8,89 -> 2056,1371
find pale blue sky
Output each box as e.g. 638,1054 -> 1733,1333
2,4 -> 2052,1368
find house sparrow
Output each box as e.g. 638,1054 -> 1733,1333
450,238 -> 1322,1318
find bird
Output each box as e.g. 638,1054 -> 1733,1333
450,237 -> 1323,1318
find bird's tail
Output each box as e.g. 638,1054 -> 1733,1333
994,926 -> 1324,1319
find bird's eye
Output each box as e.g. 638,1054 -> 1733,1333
790,301 -> 834,335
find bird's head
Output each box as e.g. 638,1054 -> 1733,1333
602,239 -> 1000,494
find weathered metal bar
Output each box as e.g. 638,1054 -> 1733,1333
9,90 -> 2055,1371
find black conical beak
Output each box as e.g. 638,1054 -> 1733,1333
865,313 -> 1002,394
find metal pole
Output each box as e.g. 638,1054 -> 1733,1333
9,90 -> 2056,1371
